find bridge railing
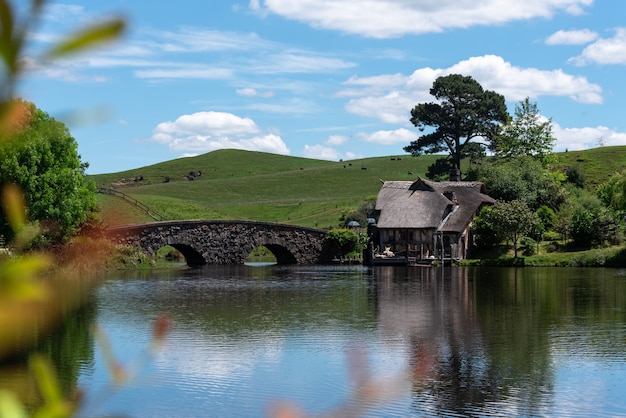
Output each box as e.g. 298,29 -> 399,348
97,187 -> 167,221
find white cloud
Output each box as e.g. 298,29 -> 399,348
569,28 -> 626,65
236,87 -> 275,98
134,66 -> 233,79
553,122 -> 626,151
545,29 -> 598,45
150,111 -> 290,155
302,144 -> 341,160
243,98 -> 320,114
326,135 -> 349,146
448,55 -> 602,103
26,23 -> 352,83
342,55 -> 603,124
41,4 -> 86,23
256,0 -> 592,38
358,128 -> 416,145
346,91 -> 419,124
253,51 -> 355,74
149,28 -> 273,53
19,56 -> 111,82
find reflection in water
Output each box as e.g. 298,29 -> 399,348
0,300 -> 97,412
3,265 -> 625,417
374,266 -> 500,416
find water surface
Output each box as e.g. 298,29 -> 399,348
23,265 -> 626,417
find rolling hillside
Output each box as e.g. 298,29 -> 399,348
89,147 -> 626,228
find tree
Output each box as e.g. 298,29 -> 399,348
597,169 -> 626,214
567,194 -> 618,248
404,74 -> 509,179
473,200 -> 542,258
324,228 -> 361,259
492,98 -> 556,164
0,100 -> 97,244
341,196 -> 376,227
479,157 -> 566,211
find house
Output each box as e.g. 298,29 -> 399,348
369,169 -> 495,265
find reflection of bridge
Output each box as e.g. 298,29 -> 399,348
106,220 -> 330,266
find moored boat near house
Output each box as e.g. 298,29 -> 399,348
368,169 -> 495,265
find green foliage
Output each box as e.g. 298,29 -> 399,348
404,74 -> 509,178
493,98 -> 556,164
464,245 -> 625,267
324,228 -> 361,259
0,100 -> 97,244
107,244 -> 151,269
536,205 -> 557,231
473,200 -> 542,257
597,169 -> 626,213
425,157 -> 453,181
519,236 -> 538,256
568,196 -> 617,248
554,146 -> 626,190
479,157 -> 566,211
341,196 -> 376,227
564,166 -> 586,188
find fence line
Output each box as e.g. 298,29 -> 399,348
97,187 -> 166,221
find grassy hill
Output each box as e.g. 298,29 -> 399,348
553,146 -> 626,189
89,147 -> 626,228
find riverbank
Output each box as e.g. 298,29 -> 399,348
462,244 -> 626,267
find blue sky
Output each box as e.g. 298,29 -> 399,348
19,0 -> 626,174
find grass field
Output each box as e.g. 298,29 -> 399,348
90,147 -> 626,228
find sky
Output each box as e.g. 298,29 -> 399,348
17,0 -> 626,174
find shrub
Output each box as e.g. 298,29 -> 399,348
520,236 -> 537,256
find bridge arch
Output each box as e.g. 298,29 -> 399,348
167,244 -> 205,266
106,220 -> 330,266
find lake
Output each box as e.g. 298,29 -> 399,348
6,265 -> 626,417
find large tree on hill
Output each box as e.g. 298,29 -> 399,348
404,74 -> 509,179
0,99 -> 97,244
492,97 -> 556,164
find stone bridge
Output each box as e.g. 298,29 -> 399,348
106,220 -> 331,266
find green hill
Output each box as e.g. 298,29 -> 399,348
89,147 -> 626,228
553,146 -> 626,189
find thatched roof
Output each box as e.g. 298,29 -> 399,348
375,178 -> 495,233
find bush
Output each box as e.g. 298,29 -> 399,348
324,228 -> 360,259
520,236 -> 537,256
542,230 -> 561,241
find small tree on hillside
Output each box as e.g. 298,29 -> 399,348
404,74 -> 509,179
473,200 -> 542,258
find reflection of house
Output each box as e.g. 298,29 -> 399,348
369,170 -> 495,265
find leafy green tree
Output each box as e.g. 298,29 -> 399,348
564,166 -> 586,188
473,200 -> 542,257
479,157 -> 566,211
567,195 -> 618,248
341,196 -> 376,227
0,100 -> 97,244
597,169 -> 626,214
324,228 -> 360,259
404,74 -> 509,179
425,157 -> 454,181
492,98 -> 556,164
471,206 -> 507,249
536,205 -> 557,231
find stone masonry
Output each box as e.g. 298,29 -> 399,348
106,220 -> 330,266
